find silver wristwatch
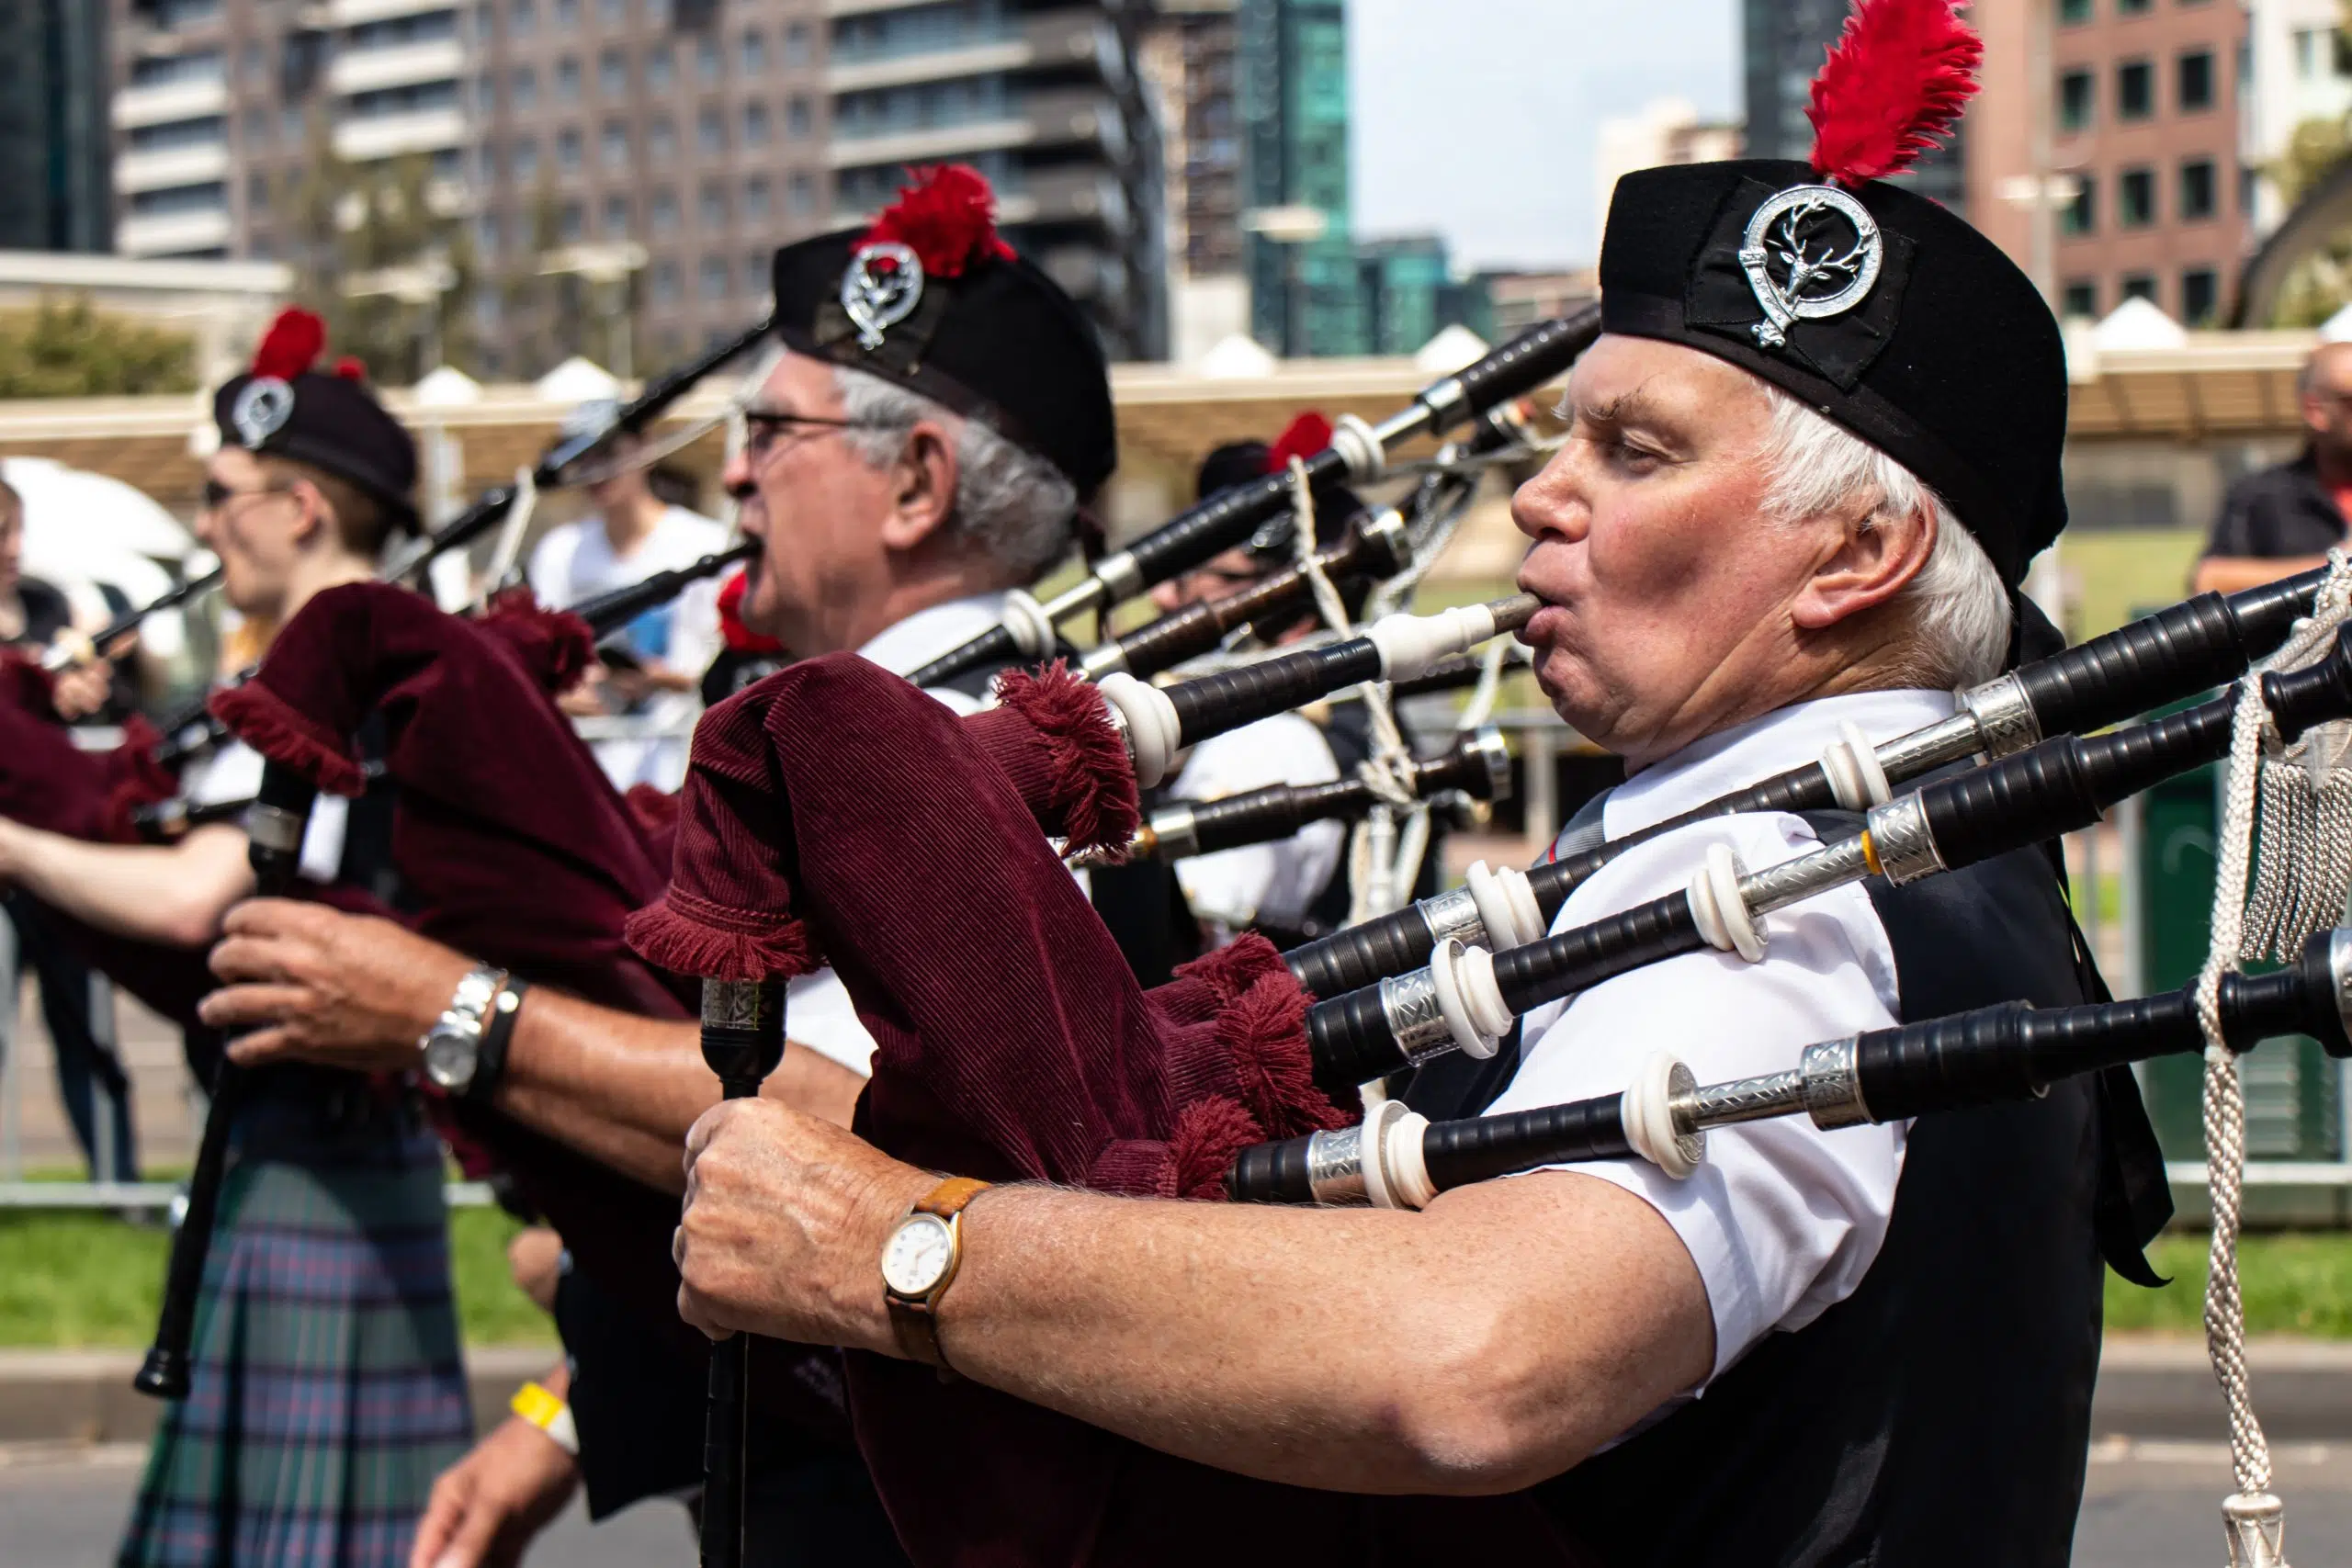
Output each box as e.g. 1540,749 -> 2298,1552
421,965 -> 507,1094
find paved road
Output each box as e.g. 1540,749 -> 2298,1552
6,1436 -> 2352,1566
0,1444 -> 696,1568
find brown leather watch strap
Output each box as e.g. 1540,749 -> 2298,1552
887,1176 -> 990,1371
914,1176 -> 989,1221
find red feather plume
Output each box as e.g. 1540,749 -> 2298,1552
251,307 -> 326,380
333,355 -> 368,382
1805,0 -> 1982,187
717,568 -> 784,656
863,164 -> 1016,280
1262,412 -> 1334,473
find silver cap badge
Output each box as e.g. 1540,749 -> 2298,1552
1736,185 -> 1884,351
230,377 -> 296,448
841,242 -> 924,351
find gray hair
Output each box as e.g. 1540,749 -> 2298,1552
831,366 -> 1079,581
1755,384 -> 2012,689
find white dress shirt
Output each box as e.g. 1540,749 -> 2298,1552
784,593 -> 1015,1075
1166,713 -> 1349,940
1487,688 -> 1956,1392
181,739 -> 350,886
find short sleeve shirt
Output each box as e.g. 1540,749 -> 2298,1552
2203,452 -> 2347,560
1487,689 -> 1957,1397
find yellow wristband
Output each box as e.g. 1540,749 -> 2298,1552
509,1380 -> 580,1456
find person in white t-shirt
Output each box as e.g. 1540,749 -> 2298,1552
526,431 -> 728,789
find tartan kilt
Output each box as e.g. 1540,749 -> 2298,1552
119,1085 -> 473,1568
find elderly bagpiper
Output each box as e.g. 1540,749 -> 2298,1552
0,310 -> 473,1568
663,3 -> 2174,1564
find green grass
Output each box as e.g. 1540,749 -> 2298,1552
2058,530 -> 2206,644
2107,1233 -> 2352,1337
0,1204 -> 555,1348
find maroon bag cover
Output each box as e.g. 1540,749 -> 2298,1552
628,654 -> 1589,1567
209,581 -> 770,1369
0,692 -> 218,1029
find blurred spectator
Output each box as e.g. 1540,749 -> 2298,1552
526,431 -> 726,789
2197,335 -> 2352,595
0,476 -> 140,1180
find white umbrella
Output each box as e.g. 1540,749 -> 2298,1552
6,457 -> 200,659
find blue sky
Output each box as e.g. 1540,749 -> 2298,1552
1349,0 -> 1740,270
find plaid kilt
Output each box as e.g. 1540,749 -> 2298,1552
119,1080 -> 473,1568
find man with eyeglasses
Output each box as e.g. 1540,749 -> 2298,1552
2196,327 -> 2352,595
194,168 -> 1116,1566
0,310 -> 474,1568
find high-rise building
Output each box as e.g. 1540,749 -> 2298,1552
825,1 -> 1170,360
1236,0 -> 1354,356
2243,0 -> 2352,243
0,0 -> 114,253
1593,98 -> 1742,243
2021,0 -> 2246,325
1742,0 -> 1964,212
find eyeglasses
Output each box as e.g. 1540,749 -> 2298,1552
200,478 -> 294,514
740,407 -> 863,461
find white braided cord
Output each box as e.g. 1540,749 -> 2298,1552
481,465 -> 538,595
2193,548 -> 2352,1567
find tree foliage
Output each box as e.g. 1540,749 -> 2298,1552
0,296 -> 198,398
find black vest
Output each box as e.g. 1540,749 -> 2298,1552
1406,798 -> 2161,1567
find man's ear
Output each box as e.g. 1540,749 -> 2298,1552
1790,501 -> 1935,633
877,422 -> 959,552
285,479 -> 333,551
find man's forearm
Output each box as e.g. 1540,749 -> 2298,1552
903,1172 -> 1712,1494
497,994 -> 864,1193
2193,553 -> 2332,597
0,820 -> 250,948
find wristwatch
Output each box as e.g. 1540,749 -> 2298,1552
881,1176 -> 989,1371
420,965 -> 508,1096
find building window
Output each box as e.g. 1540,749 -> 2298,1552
477,213 -> 502,255
741,30 -> 767,73
697,106 -> 725,152
477,76 -> 497,113
649,117 -> 676,164
2242,164 -> 2259,214
556,0 -> 580,26
651,189 -> 679,236
511,0 -> 537,37
600,49 -> 628,97
2120,273 -> 2157,305
653,259 -> 680,303
744,175 -> 771,220
243,108 -> 272,144
600,0 -> 626,21
648,50 -> 674,92
603,194 -> 631,235
2118,166 -> 2154,225
558,57 -> 582,102
785,21 -> 811,64
2117,0 -> 2149,13
786,96 -> 812,138
2179,158 -> 2215,220
2177,50 -> 2213,111
283,105 -> 306,141
2061,278 -> 2098,319
512,66 -> 537,110
602,119 -> 631,169
2182,268 -> 2219,326
700,184 -> 727,228
514,137 -> 541,181
2058,69 -> 2094,132
558,127 -> 583,172
247,172 -> 271,211
789,171 -> 816,216
2061,174 -> 2096,235
2116,59 -> 2153,119
697,35 -> 722,85
742,101 -> 771,144
2059,0 -> 2091,23
561,200 -> 585,242
699,256 -> 729,299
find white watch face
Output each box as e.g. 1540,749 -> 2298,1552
423,1025 -> 478,1091
880,1213 -> 955,1297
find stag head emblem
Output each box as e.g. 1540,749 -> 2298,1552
841,242 -> 925,351
1736,185 -> 1885,350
